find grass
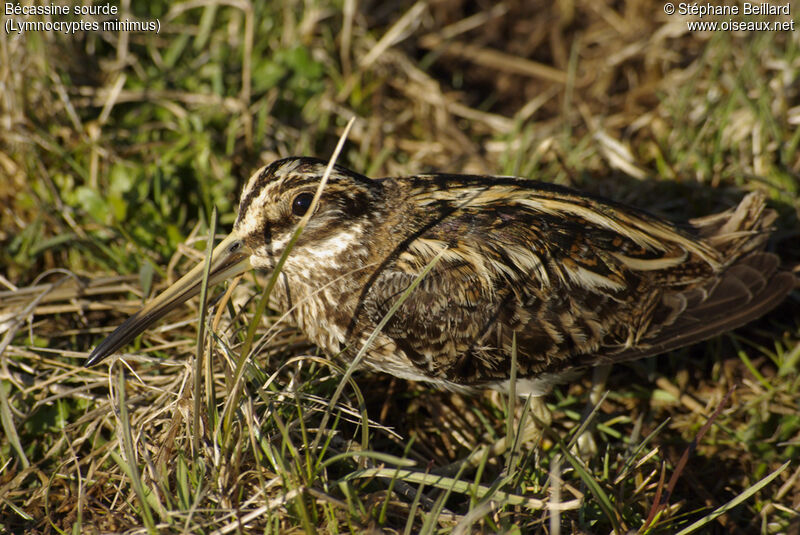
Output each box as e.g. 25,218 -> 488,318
1,1 -> 799,533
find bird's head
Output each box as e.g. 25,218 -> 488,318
85,157 -> 381,366
233,157 -> 382,270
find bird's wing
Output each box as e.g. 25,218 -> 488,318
359,181 -> 738,385
596,252 -> 796,365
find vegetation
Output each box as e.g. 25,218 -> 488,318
1,1 -> 798,533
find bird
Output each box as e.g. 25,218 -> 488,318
86,157 -> 796,396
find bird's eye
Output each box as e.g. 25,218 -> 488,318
291,192 -> 314,216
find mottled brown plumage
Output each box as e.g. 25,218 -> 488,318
87,157 -> 796,395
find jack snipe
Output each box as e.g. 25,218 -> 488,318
87,157 -> 796,394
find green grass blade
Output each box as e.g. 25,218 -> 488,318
0,381 -> 29,469
194,205 -> 216,456
115,371 -> 158,533
221,117 -> 355,442
311,244 -> 447,453
674,461 -> 790,535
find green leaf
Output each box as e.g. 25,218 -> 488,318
75,186 -> 109,223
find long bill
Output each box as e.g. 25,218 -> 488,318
85,233 -> 254,367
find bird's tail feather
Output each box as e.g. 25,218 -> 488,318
602,252 -> 795,365
690,191 -> 777,261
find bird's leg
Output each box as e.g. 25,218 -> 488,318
574,365 -> 612,458
523,394 -> 553,443
436,393 -> 553,477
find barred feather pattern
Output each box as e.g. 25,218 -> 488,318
234,157 -> 796,394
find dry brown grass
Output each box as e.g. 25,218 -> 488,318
1,1 -> 799,533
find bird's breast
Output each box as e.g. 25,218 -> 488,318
277,249 -> 374,355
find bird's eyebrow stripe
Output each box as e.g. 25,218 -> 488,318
238,160 -> 380,224
237,158 -> 333,219
280,175 -> 319,191
238,166 -> 276,220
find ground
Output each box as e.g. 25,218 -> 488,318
1,1 -> 799,533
